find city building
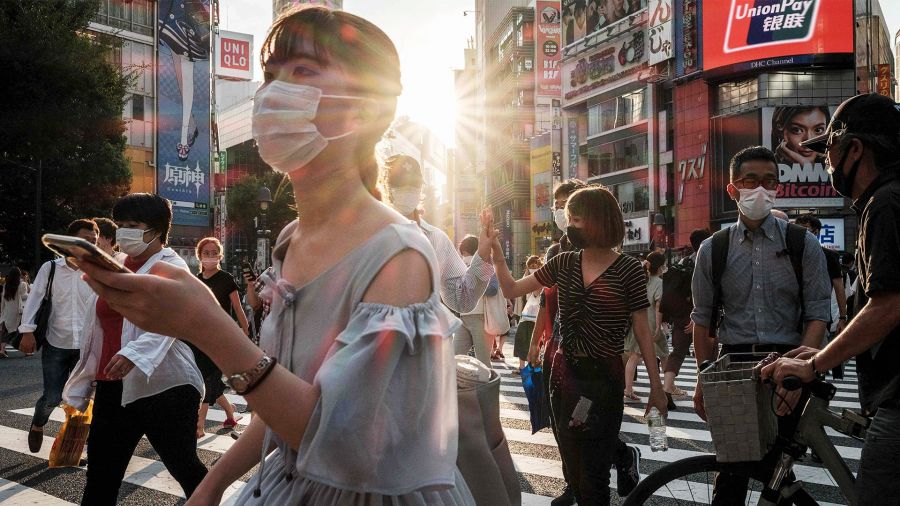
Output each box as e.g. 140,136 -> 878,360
273,0 -> 342,18
452,43 -> 482,244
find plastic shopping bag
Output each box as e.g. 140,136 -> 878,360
520,364 -> 550,434
48,401 -> 93,468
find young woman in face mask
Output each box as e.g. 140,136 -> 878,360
193,237 -> 248,436
63,193 -> 208,505
489,186 -> 667,505
76,6 -> 476,505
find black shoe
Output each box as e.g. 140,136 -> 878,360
550,485 -> 576,506
28,427 -> 43,453
667,392 -> 678,411
617,445 -> 641,497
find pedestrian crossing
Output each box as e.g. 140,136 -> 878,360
0,344 -> 862,505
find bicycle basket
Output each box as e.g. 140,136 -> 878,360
699,354 -> 777,463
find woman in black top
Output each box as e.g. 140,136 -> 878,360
195,237 -> 250,436
491,186 -> 667,505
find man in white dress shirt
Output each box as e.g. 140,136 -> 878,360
19,219 -> 98,452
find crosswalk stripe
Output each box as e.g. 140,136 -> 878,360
0,477 -> 76,505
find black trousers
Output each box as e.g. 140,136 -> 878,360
551,352 -> 628,505
82,381 -> 207,506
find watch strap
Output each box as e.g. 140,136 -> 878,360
224,355 -> 277,395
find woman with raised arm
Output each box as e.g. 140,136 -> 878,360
77,6 -> 474,505
489,185 -> 667,505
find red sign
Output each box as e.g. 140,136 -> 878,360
536,1 -> 562,97
702,0 -> 853,71
877,64 -> 892,97
221,38 -> 250,71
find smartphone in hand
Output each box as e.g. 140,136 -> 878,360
42,234 -> 131,273
241,261 -> 257,281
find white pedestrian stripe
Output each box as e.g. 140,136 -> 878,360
0,347 -> 861,505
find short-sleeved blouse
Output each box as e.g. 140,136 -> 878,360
534,251 -> 649,358
232,221 -> 475,505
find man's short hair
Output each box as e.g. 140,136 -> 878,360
794,214 -> 823,232
459,235 -> 478,256
92,217 -> 118,243
566,186 -> 625,248
66,219 -> 98,237
112,193 -> 172,244
689,228 -> 711,252
553,178 -> 587,200
729,146 -> 778,181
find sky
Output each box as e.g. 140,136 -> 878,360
221,1 -> 900,149
220,0 -> 477,148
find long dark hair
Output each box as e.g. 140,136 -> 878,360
3,267 -> 21,301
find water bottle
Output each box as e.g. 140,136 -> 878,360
648,407 -> 668,452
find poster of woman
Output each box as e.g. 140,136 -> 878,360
771,106 -> 830,167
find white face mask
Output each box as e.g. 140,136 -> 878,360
116,227 -> 156,258
553,208 -> 568,231
251,81 -> 363,172
201,258 -> 220,270
391,189 -> 421,216
735,186 -> 777,221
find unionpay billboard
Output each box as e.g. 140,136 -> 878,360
703,0 -> 853,71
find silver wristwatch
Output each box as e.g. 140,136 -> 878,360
222,355 -> 277,395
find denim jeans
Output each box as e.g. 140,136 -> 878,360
32,342 -> 80,428
856,405 -> 900,505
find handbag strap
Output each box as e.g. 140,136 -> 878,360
44,261 -> 56,302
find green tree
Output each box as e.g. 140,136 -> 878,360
0,0 -> 132,272
225,171 -> 296,247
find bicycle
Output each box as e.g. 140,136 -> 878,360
624,359 -> 870,505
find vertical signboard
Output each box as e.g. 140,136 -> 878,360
567,118 -> 578,178
536,1 -> 562,97
877,64 -> 892,97
215,30 -> 253,81
648,0 -> 673,65
157,0 -> 212,227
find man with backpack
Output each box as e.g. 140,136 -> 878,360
691,146 -> 831,421
660,228 -> 710,409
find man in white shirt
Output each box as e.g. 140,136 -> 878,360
19,219 -> 98,452
382,154 -> 494,313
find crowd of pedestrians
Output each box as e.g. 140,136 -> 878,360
2,4 -> 898,505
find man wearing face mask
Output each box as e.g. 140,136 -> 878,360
689,146 -> 831,499
761,94 -> 900,503
19,219 -> 98,452
382,154 -> 495,315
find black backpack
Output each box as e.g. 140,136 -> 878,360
707,222 -> 807,336
660,257 -> 695,323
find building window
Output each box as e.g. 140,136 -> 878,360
94,0 -> 154,36
587,134 -> 648,177
132,93 -> 144,121
608,179 -> 649,215
587,89 -> 647,137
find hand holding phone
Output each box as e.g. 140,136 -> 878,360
241,261 -> 257,281
42,234 -> 131,273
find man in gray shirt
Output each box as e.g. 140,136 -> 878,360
691,146 -> 831,421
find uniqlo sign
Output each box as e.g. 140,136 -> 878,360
215,30 -> 253,81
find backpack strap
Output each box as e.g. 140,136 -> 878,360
708,227 -> 731,336
44,260 -> 57,302
784,222 -> 807,330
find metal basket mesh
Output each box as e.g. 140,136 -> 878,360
699,354 -> 777,463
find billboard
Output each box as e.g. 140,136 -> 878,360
562,29 -> 647,100
536,1 -> 562,97
157,0 -> 212,227
702,0 -> 853,72
562,0 -> 647,47
648,0 -> 673,65
762,105 -> 843,207
215,30 -> 253,81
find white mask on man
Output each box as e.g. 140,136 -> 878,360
553,208 -> 568,231
116,228 -> 155,258
391,189 -> 421,216
735,186 -> 777,221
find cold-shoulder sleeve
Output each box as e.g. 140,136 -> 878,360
292,299 -> 464,497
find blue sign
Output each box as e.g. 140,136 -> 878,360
567,118 -> 578,179
156,0 -> 212,227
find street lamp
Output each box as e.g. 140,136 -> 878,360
256,186 -> 273,270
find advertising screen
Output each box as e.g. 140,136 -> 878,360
562,0 -> 646,47
702,0 -> 853,71
762,105 -> 843,208
157,0 -> 212,227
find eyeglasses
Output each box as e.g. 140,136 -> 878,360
823,121 -> 849,152
732,175 -> 779,190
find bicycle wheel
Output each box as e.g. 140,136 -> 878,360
623,455 -> 808,506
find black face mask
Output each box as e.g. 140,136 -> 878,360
566,226 -> 587,249
829,144 -> 862,199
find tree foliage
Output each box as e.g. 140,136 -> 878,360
225,171 -> 297,243
0,0 -> 131,271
